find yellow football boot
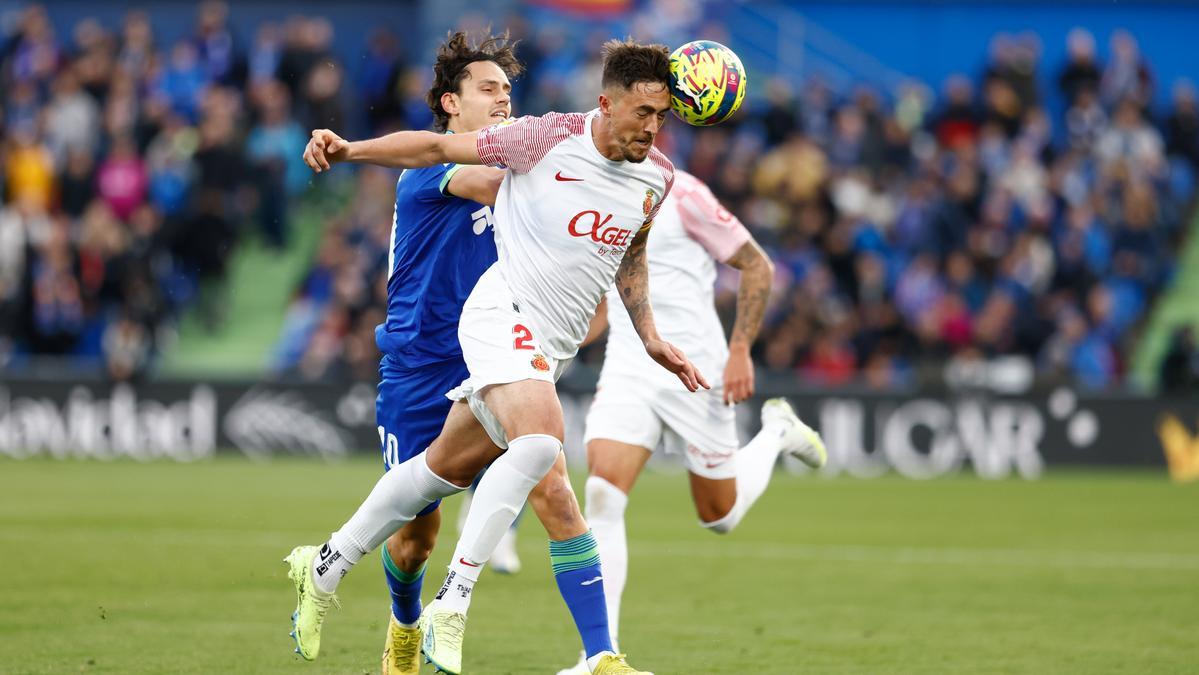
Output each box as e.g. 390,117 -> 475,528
381,614 -> 422,675
591,653 -> 653,675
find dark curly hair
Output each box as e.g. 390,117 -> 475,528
426,30 -> 523,132
600,38 -> 670,92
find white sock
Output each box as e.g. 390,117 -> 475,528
309,542 -> 354,595
434,540 -> 483,613
313,451 -> 463,594
456,488 -> 474,534
584,475 -> 628,649
702,423 -> 786,534
435,434 -> 562,613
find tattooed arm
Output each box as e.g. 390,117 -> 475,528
615,225 -> 658,343
721,237 -> 774,405
615,224 -> 710,392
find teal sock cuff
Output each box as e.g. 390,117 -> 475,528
381,547 -> 426,584
549,530 -> 600,576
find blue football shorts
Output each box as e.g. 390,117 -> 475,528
375,354 -> 469,517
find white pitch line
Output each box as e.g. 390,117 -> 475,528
630,540 -> 1199,572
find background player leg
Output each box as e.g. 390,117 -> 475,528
585,439 -> 652,651
697,399 -> 825,534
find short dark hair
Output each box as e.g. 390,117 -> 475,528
600,38 -> 670,92
426,30 -> 523,132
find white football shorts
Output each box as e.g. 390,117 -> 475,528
447,265 -> 571,449
584,371 -> 739,480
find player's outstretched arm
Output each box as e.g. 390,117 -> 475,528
445,166 -> 505,207
615,225 -> 710,392
303,128 -> 483,172
721,237 -> 774,405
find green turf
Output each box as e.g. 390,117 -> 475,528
1132,209 -> 1199,388
1,458 -> 1196,674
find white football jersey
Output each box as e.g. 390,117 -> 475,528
476,110 -> 674,360
603,170 -> 751,386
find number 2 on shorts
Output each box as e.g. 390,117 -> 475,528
512,324 -> 534,351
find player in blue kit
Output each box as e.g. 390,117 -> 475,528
285,32 -> 622,675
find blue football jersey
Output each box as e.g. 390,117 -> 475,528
375,161 -> 497,366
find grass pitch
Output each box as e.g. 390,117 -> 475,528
1,457 -> 1196,674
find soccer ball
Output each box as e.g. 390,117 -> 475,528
668,40 -> 748,126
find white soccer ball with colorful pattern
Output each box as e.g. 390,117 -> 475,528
668,40 -> 747,126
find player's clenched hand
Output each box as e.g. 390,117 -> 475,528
304,129 -> 349,172
722,344 -> 754,405
645,339 -> 711,393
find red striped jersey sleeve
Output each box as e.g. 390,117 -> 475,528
644,147 -> 676,225
476,112 -> 585,173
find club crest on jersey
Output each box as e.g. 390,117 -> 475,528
643,189 -> 655,217
531,354 -> 551,372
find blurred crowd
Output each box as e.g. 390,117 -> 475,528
0,3 -> 347,378
697,28 -> 1199,391
1,3 -> 1195,391
286,19 -> 1198,391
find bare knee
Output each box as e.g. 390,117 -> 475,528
694,495 -> 736,528
427,456 -> 477,488
586,439 -> 650,496
690,475 -> 737,531
425,407 -> 504,487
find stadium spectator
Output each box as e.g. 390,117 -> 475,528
1101,30 -> 1153,107
247,80 -> 307,246
0,4 -> 1193,394
192,1 -> 243,87
1058,28 -> 1101,106
95,134 -> 148,222
1165,81 -> 1199,171
0,4 -> 350,373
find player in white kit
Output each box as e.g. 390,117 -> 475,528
556,170 -> 828,674
287,40 -> 703,675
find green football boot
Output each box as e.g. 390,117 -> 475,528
284,545 -> 340,660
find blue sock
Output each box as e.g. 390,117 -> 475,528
381,547 -> 425,626
550,530 -> 613,658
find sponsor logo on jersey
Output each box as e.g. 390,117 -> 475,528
643,189 -> 655,217
531,354 -> 551,372
555,170 -> 584,182
568,210 -> 633,247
